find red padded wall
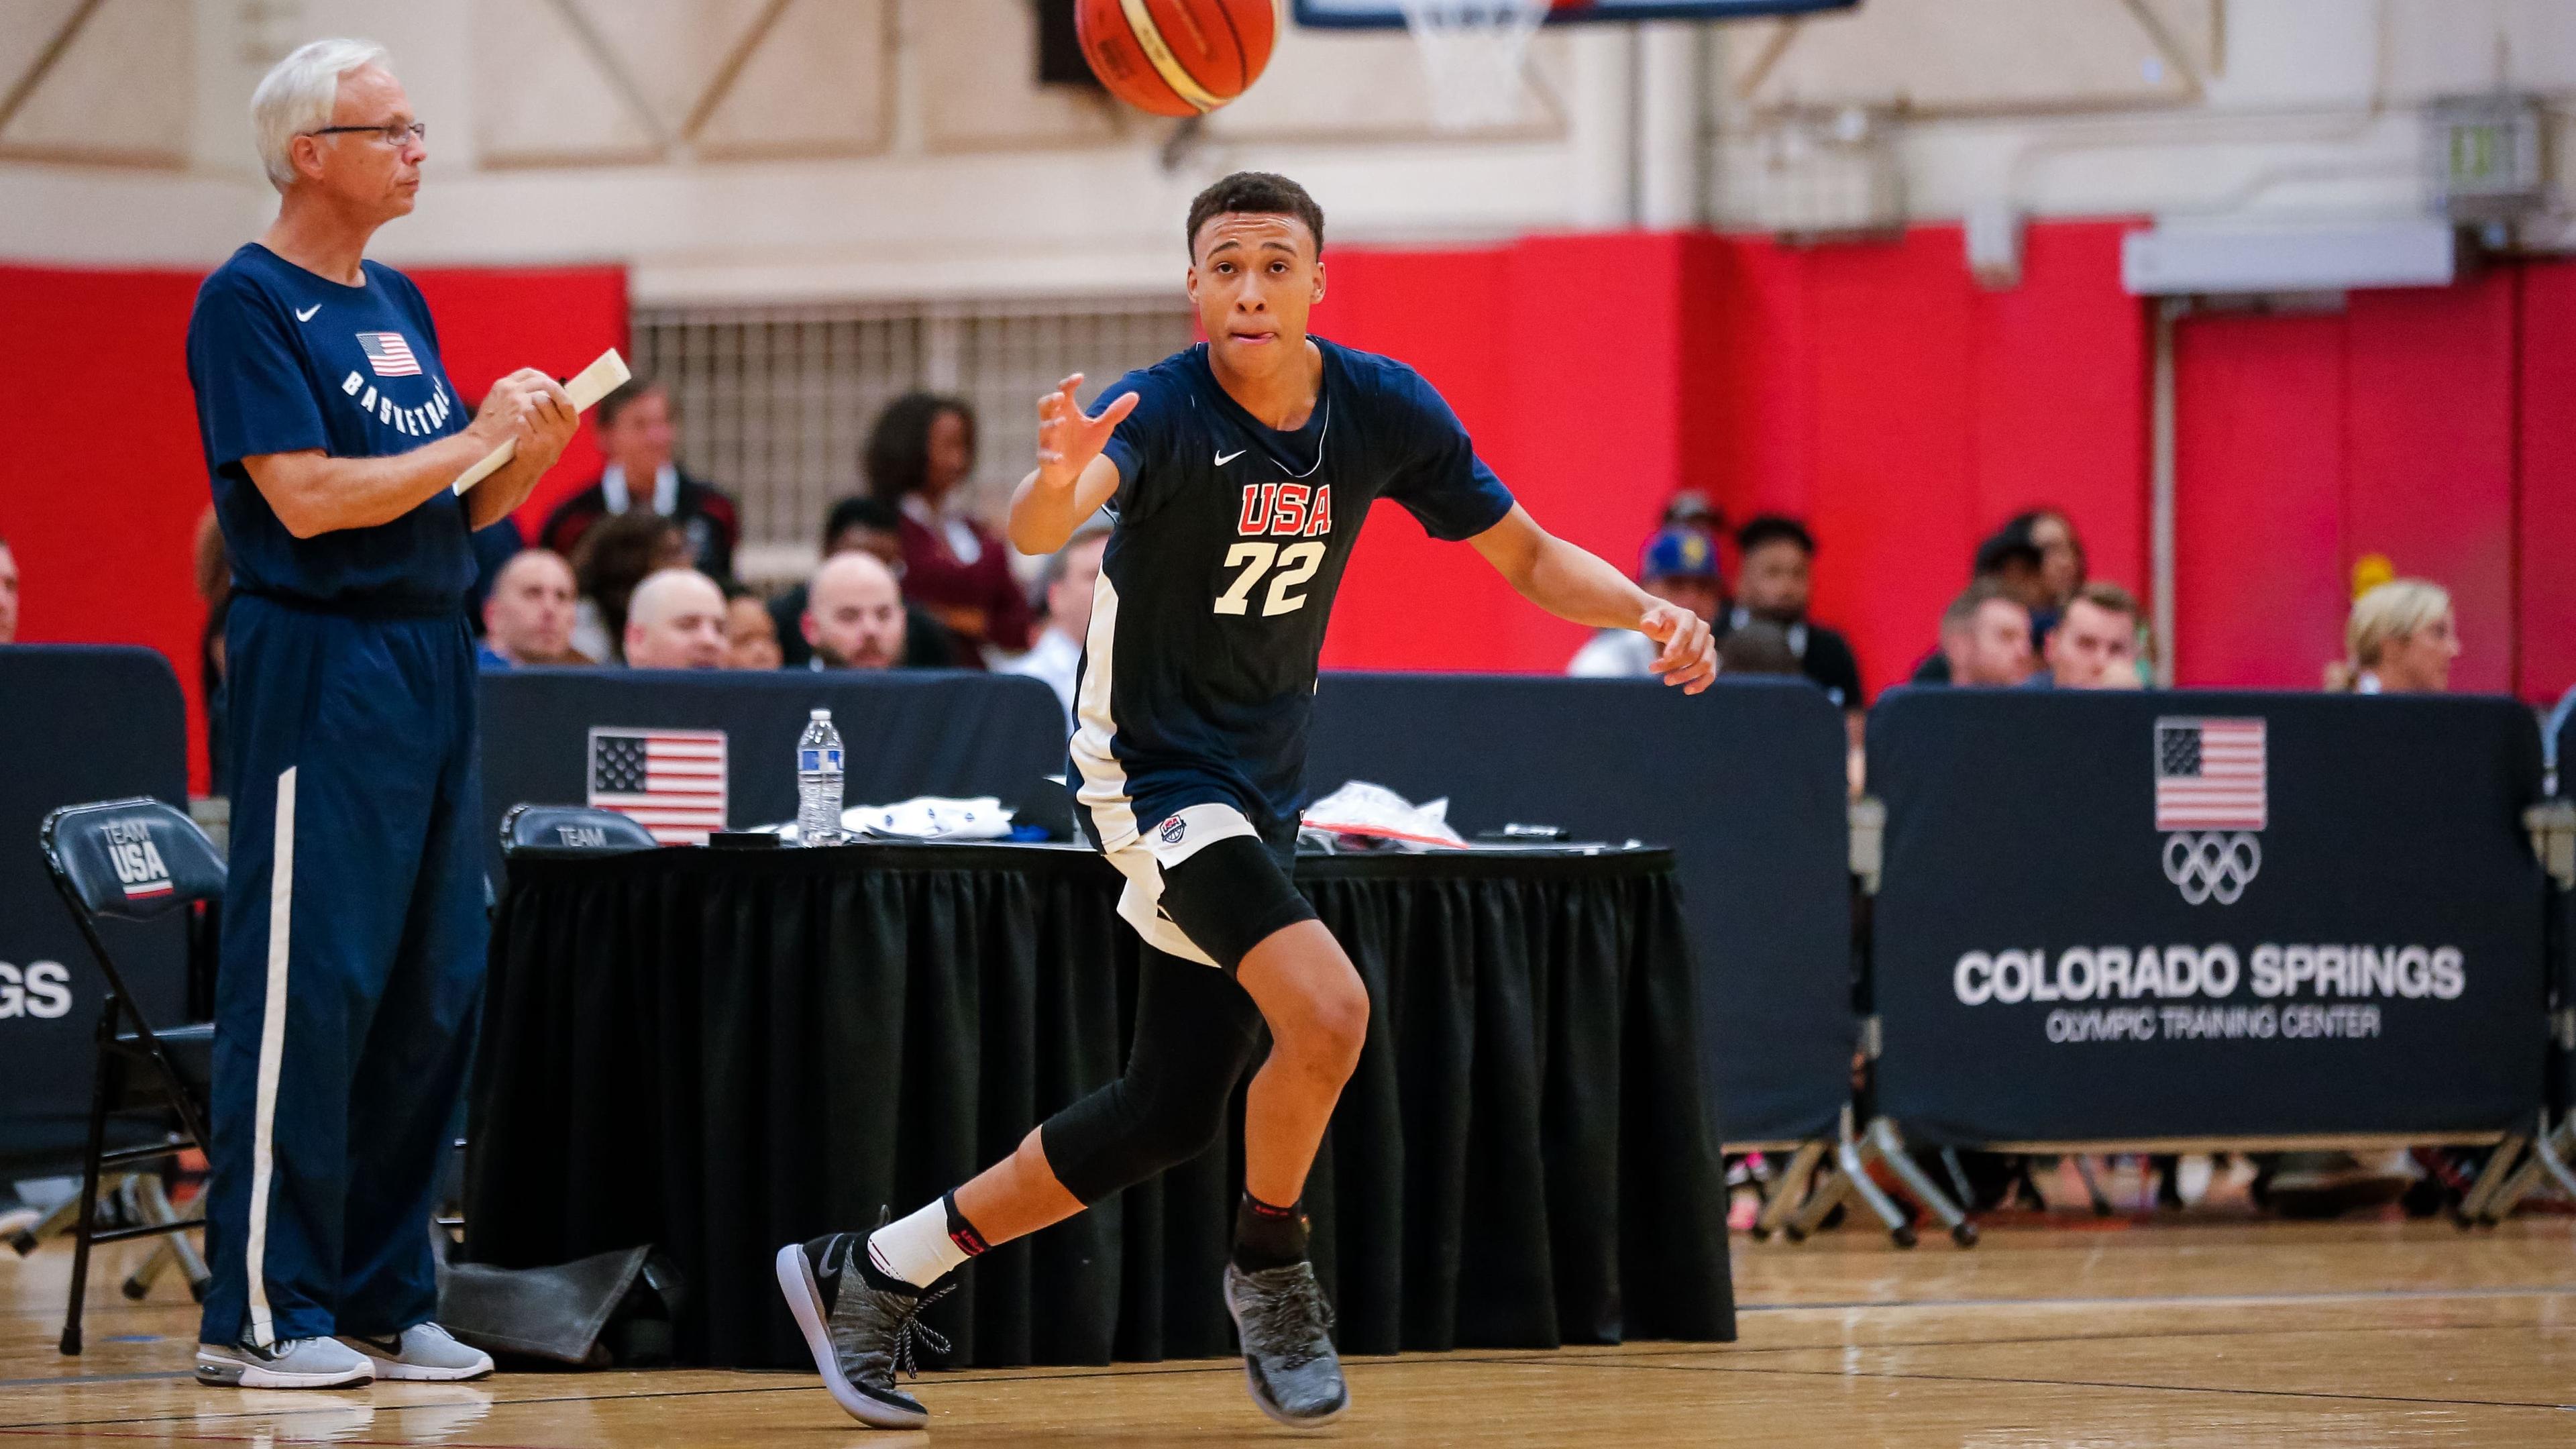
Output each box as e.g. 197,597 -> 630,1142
2170,266 -> 2565,702
2518,261 -> 2576,704
0,262 -> 625,792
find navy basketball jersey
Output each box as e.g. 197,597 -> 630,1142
1071,339 -> 1512,850
187,243 -> 472,612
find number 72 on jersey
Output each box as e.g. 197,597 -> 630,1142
1216,541 -> 1326,617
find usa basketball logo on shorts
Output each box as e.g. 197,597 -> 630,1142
1159,815 -> 1187,845
2153,717 -> 2265,906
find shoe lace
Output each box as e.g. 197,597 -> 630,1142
1248,1270 -> 1335,1371
886,1281 -> 955,1381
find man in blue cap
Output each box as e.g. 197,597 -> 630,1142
1567,523 -> 1725,677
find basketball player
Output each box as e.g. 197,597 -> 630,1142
777,172 -> 1715,1430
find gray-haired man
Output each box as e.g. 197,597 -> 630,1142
185,38 -> 574,1390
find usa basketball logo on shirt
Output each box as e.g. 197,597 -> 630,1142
356,331 -> 422,377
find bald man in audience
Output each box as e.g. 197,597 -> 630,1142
623,567 -> 728,670
477,549 -> 587,667
804,551 -> 908,671
0,537 -> 18,643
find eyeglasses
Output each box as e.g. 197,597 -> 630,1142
308,119 -> 427,146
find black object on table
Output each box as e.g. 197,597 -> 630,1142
465,840 -> 1733,1370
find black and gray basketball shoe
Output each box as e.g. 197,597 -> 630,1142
775,1234 -> 953,1430
1223,1260 -> 1350,1426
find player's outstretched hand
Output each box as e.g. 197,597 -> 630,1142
1034,374 -> 1139,490
1640,601 -> 1718,694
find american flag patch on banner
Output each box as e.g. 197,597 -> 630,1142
356,331 -> 421,377
2154,717 -> 2266,831
588,728 -> 727,845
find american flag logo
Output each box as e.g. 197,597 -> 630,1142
588,728 -> 728,845
356,331 -> 422,377
2154,717 -> 2267,832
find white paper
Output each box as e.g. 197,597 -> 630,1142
450,348 -> 631,494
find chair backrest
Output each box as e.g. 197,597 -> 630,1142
499,803 -> 661,855
41,798 -> 225,921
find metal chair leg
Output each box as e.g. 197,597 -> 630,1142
62,1027 -> 116,1357
2072,1155 -> 2116,1216
2457,1130 -> 2529,1224
1864,1118 -> 1978,1246
1784,1163 -> 1851,1241
2528,1119 -> 2576,1201
1834,1134 -> 1917,1248
1754,1140 -> 1829,1241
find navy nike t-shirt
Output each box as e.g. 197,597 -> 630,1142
1071,338 -> 1513,849
186,243 -> 473,612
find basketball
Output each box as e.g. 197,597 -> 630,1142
1076,0 -> 1279,117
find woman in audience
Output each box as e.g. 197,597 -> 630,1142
2334,578 -> 2459,694
723,584 -> 785,669
570,511 -> 688,665
864,392 -> 1031,664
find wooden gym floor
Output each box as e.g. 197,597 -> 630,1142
7,1191 -> 2576,1444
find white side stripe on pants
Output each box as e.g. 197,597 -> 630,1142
245,765 -> 296,1349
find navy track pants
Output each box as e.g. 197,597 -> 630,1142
199,594 -> 486,1348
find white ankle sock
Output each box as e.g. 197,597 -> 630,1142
865,1199 -> 969,1289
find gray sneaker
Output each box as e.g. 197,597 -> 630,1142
1224,1260 -> 1349,1426
775,1234 -> 952,1429
195,1335 -> 374,1389
339,1322 -> 494,1381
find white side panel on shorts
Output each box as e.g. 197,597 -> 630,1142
245,764 -> 297,1349
1069,571 -> 1140,848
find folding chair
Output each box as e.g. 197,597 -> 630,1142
498,803 -> 661,855
39,797 -> 227,1355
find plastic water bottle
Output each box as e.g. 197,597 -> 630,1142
796,708 -> 845,846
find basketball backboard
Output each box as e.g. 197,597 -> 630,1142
1293,0 -> 1860,25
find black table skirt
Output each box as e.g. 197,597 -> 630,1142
465,842 -> 1733,1369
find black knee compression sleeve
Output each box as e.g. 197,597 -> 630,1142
1160,835 -> 1317,974
1040,949 -> 1267,1204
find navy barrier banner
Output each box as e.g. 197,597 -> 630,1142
0,647 -> 191,1167
1871,690 -> 2546,1144
478,668 -> 1067,877
1309,674 -> 1853,1144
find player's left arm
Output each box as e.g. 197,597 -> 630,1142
1467,504 -> 1717,693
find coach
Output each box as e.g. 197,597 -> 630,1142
183,39 -> 574,1390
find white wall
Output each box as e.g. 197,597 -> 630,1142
0,0 -> 2567,300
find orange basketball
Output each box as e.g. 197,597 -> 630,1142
1076,0 -> 1279,117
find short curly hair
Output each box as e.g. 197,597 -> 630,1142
1185,171 -> 1325,259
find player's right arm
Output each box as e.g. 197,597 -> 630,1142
1008,373 -> 1138,555
245,369 -> 572,539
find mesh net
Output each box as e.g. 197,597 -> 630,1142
1396,0 -> 1556,131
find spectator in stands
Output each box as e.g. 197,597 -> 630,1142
0,535 -> 16,643
1568,525 -> 1723,676
772,495 -> 959,669
2028,582 -> 2144,689
724,584 -> 784,670
538,378 -> 740,580
1997,508 -> 2087,643
866,392 -> 1031,663
2336,578 -> 2459,694
804,551 -> 908,671
1912,532 -> 2047,684
191,512 -> 232,788
1933,581 -> 2035,688
1002,527 -> 1108,724
1715,620 -> 1799,676
478,548 -> 588,667
1662,490 -> 1723,537
1723,516 -> 1866,715
570,511 -> 686,664
621,568 -> 728,669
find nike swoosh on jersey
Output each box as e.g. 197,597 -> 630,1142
1214,449 -> 1246,466
294,304 -> 321,321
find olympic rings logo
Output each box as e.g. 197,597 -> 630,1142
2162,830 -> 2261,905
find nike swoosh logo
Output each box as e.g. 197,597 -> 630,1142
294,304 -> 320,321
1215,449 -> 1246,466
